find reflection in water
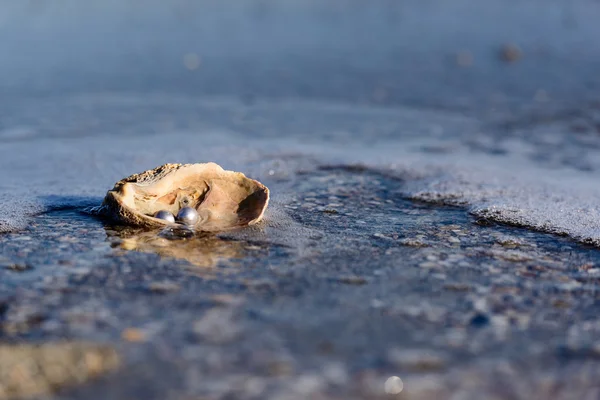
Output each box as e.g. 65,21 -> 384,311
104,225 -> 252,269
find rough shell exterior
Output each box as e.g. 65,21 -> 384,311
102,163 -> 269,231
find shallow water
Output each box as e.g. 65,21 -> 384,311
3,95 -> 600,248
1,94 -> 600,399
1,168 -> 600,399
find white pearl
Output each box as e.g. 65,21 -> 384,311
154,210 -> 175,223
176,207 -> 199,226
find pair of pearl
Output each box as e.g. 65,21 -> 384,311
154,207 -> 199,226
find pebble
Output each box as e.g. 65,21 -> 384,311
291,374 -> 325,395
443,283 -> 471,291
470,313 -> 490,327
370,299 -> 385,308
3,263 -> 33,272
193,308 -> 241,343
400,238 -> 429,247
121,328 -> 146,342
209,294 -> 245,307
587,268 -> 600,275
335,276 -> 368,285
0,342 -> 119,399
499,43 -> 522,62
322,362 -> 349,385
146,281 -> 180,293
387,348 -> 447,372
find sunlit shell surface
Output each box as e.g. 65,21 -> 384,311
101,163 -> 269,231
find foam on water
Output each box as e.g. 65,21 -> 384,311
2,95 -> 600,247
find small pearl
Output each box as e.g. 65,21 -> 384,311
176,207 -> 199,226
153,210 -> 175,223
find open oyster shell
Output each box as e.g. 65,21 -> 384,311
101,163 -> 269,231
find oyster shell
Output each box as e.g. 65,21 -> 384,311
101,163 -> 269,231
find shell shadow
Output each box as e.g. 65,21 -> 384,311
37,195 -> 103,213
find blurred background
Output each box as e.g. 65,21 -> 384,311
2,0 -> 600,114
